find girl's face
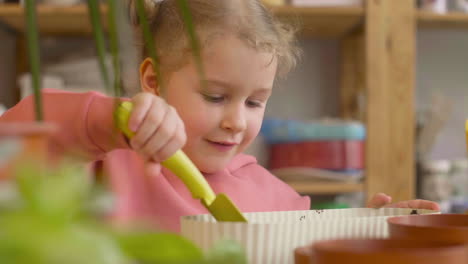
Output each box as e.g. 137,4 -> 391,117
141,34 -> 277,173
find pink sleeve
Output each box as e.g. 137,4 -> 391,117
226,155 -> 311,212
0,88 -> 129,161
252,165 -> 311,211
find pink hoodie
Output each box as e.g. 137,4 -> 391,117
0,89 -> 310,232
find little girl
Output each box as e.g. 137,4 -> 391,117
0,0 -> 438,232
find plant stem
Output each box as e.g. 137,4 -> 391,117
107,0 -> 121,97
176,0 -> 205,84
135,0 -> 164,90
87,0 -> 111,94
24,0 -> 42,121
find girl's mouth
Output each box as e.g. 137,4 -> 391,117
206,140 -> 237,152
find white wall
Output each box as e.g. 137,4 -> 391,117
250,30 -> 468,163
416,29 -> 468,161
266,38 -> 340,120
247,37 -> 340,165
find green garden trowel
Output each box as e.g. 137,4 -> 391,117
115,101 -> 247,222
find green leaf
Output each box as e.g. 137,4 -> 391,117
14,162 -> 91,223
46,225 -> 127,264
116,231 -> 204,263
0,209 -> 126,264
205,240 -> 247,264
0,211 -> 49,264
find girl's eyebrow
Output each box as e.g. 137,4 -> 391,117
203,79 -> 272,94
203,79 -> 233,90
254,87 -> 272,94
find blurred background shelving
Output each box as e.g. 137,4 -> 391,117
0,1 -> 467,208
3,4 -> 468,36
0,4 -> 366,37
418,10 -> 468,28
0,4 -> 105,36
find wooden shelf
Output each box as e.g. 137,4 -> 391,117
418,11 -> 468,29
268,6 -> 364,37
0,3 -> 364,37
285,181 -> 364,194
0,4 -> 107,36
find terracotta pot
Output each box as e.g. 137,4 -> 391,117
295,239 -> 468,264
388,214 -> 468,255
0,122 -> 56,179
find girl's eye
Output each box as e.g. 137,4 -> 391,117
203,94 -> 224,103
246,100 -> 263,108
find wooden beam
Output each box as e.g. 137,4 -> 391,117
284,181 -> 364,194
340,32 -> 365,120
0,4 -> 365,38
0,4 -> 106,36
419,11 -> 468,29
271,6 -> 364,37
365,0 -> 416,202
0,25 -> 18,107
15,36 -> 27,103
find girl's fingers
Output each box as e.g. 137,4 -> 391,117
144,162 -> 163,177
384,199 -> 440,211
128,93 -> 187,163
177,117 -> 187,146
366,193 -> 392,208
153,119 -> 187,162
131,97 -> 167,150
129,93 -> 153,132
409,200 -> 440,210
366,193 -> 440,211
142,106 -> 178,160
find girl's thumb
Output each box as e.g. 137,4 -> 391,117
366,193 -> 392,208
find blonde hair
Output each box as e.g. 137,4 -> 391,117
129,0 -> 299,77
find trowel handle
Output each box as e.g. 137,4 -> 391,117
114,101 -> 216,204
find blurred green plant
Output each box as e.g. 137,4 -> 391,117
0,161 -> 246,264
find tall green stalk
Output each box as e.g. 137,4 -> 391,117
135,0 -> 205,90
135,0 -> 163,90
176,0 -> 205,82
107,0 -> 121,97
86,0 -> 111,93
24,0 -> 42,121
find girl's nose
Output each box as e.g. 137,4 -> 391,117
220,105 -> 247,133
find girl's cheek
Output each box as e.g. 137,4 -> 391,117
244,117 -> 262,142
251,112 -> 264,133
184,111 -> 211,136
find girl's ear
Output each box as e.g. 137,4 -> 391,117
139,57 -> 161,96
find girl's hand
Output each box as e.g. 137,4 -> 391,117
367,193 -> 440,211
127,92 -> 187,163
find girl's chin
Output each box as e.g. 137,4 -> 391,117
195,158 -> 231,174
198,164 -> 228,174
